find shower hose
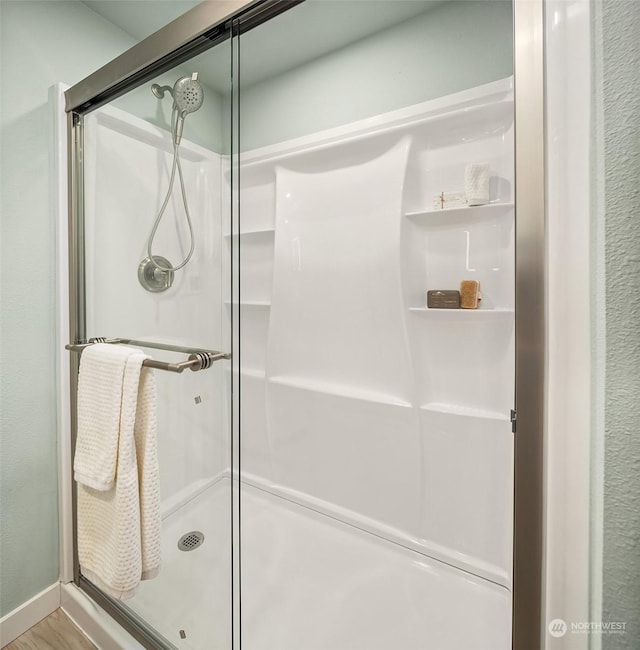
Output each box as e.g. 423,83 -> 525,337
146,106 -> 195,272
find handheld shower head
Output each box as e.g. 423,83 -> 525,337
172,73 -> 204,145
143,73 -> 204,282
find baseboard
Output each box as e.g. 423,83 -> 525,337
0,583 -> 61,647
60,583 -> 144,650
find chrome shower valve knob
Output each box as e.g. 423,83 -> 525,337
138,256 -> 175,292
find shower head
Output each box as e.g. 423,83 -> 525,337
172,73 -> 204,145
173,74 -> 204,114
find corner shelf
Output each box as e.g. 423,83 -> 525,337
241,368 -> 266,379
409,307 -> 514,317
223,228 -> 275,240
404,202 -> 514,227
225,367 -> 266,379
224,301 -> 271,308
269,375 -> 412,408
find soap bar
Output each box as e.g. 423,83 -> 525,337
427,290 -> 460,309
433,191 -> 467,210
460,280 -> 481,309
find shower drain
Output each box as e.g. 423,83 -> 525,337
177,531 -> 205,551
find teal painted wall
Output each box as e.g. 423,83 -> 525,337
0,0 -> 226,617
1,0 -> 136,617
236,0 -> 513,151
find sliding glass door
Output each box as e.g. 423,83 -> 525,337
66,1 -> 543,647
235,3 -> 515,648
74,37 -> 234,650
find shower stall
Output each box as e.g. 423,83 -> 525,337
62,0 -> 544,648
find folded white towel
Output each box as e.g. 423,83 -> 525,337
134,364 -> 162,582
75,345 -> 161,599
464,162 -> 491,206
74,344 -> 135,490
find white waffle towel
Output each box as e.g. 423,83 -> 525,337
464,162 -> 491,206
75,344 -> 161,600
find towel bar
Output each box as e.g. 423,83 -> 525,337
66,337 -> 231,373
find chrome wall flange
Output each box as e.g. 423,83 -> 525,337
138,255 -> 175,292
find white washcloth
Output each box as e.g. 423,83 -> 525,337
75,344 -> 161,599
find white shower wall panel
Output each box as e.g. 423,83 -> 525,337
237,183 -> 276,233
84,107 -> 226,507
266,381 -> 421,535
419,408 -> 514,585
411,314 -> 514,416
404,100 -> 514,212
268,137 -> 413,397
238,79 -> 515,587
412,206 -> 515,310
235,233 -> 275,304
235,370 -> 272,481
235,304 -> 270,371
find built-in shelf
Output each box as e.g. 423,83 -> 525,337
223,228 -> 275,240
404,202 -> 514,227
269,375 -> 411,408
224,301 -> 271,308
241,368 -> 266,379
420,402 -> 508,422
225,367 -> 266,379
409,307 -> 514,316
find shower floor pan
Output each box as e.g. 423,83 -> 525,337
128,479 -> 511,649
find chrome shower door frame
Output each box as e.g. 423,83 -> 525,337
513,0 -> 546,646
65,1 -> 546,648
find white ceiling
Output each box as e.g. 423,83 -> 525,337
82,0 -> 441,93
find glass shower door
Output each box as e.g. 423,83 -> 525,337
71,0 -> 518,646
77,37 -> 234,649
235,2 -> 515,648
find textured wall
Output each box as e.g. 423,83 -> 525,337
599,0 -> 640,647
